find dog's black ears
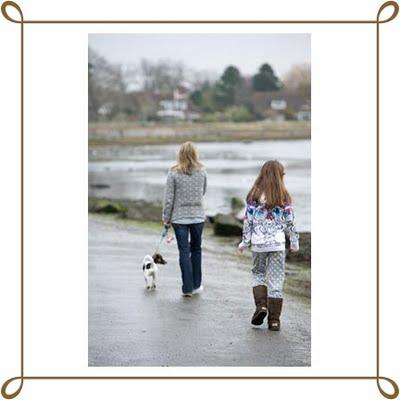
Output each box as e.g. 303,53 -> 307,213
152,253 -> 167,265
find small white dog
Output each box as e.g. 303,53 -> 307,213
142,253 -> 167,290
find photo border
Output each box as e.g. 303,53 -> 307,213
1,1 -> 399,398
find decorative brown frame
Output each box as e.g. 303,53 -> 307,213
0,1 -> 399,398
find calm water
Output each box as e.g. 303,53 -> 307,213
88,140 -> 311,231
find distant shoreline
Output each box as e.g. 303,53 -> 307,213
88,120 -> 311,147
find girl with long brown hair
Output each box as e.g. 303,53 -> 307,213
238,160 -> 299,331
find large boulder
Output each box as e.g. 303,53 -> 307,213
213,213 -> 243,236
125,200 -> 162,222
230,196 -> 245,214
89,197 -> 163,222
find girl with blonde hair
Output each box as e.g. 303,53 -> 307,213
162,142 -> 207,297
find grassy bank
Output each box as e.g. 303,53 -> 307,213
88,120 -> 311,146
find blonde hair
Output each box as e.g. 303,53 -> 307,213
174,142 -> 203,175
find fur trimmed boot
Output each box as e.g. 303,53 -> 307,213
267,297 -> 283,331
251,285 -> 268,326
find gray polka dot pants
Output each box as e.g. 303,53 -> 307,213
251,251 -> 286,298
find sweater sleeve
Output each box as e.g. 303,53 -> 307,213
284,204 -> 300,250
203,170 -> 207,195
241,203 -> 255,247
162,169 -> 175,223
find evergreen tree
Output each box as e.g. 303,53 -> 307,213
252,63 -> 280,91
214,66 -> 243,109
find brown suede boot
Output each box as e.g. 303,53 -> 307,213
251,285 -> 268,326
267,297 -> 283,331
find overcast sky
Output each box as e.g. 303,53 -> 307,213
89,34 -> 310,78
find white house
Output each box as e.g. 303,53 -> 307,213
270,99 -> 287,111
156,85 -> 194,120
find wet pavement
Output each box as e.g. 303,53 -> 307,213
89,215 -> 311,366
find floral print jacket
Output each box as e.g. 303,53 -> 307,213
240,201 -> 299,252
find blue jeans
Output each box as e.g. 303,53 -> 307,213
172,222 -> 204,294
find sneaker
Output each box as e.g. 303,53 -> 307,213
192,285 -> 204,295
182,293 -> 192,297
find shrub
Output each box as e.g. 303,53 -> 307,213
224,106 -> 254,122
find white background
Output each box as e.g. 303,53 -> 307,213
0,0 -> 399,399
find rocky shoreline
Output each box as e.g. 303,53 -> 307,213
89,197 -> 311,264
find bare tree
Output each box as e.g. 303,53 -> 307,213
282,63 -> 311,98
88,47 -> 130,120
186,68 -> 217,90
139,59 -> 186,93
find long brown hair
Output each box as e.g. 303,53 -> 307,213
246,160 -> 291,208
174,141 -> 203,175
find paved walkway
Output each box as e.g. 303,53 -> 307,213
89,216 -> 311,366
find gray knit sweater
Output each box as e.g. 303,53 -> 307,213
162,167 -> 207,224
